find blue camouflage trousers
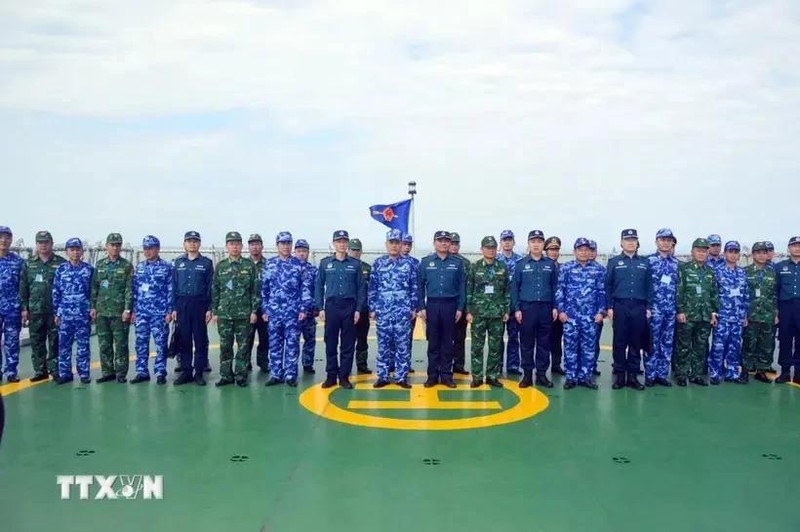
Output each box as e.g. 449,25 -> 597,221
269,316 -> 301,380
300,316 -> 316,368
0,313 -> 21,378
563,316 -> 597,382
58,318 -> 91,379
646,309 -> 676,380
376,312 -> 412,382
135,314 -> 169,377
709,319 -> 743,379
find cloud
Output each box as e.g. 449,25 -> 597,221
1,0 -> 798,252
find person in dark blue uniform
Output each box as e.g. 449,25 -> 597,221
605,229 -> 652,390
775,235 -> 800,384
315,230 -> 366,389
418,231 -> 466,388
545,237 -> 566,375
511,230 -> 558,389
172,231 -> 214,385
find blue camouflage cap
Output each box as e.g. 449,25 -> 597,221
0,226 -> 11,236
707,234 -> 722,245
333,229 -> 349,241
724,240 -> 741,252
621,228 -> 638,239
656,228 -> 677,243
500,229 -> 515,240
142,235 -> 160,248
574,237 -> 591,249
765,241 -> 775,251
276,231 -> 292,244
401,233 -> 413,243
588,240 -> 598,251
65,237 -> 83,249
434,230 -> 451,241
386,229 -> 402,241
294,239 -> 309,249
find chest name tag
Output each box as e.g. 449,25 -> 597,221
35,274 -> 43,282
695,285 -> 702,295
484,285 -> 495,295
730,288 -> 741,297
660,275 -> 671,285
755,288 -> 762,298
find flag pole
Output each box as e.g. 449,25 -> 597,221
408,181 -> 417,238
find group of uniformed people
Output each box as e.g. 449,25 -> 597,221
0,224 -> 799,392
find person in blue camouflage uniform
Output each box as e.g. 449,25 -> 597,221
294,239 -> 318,374
262,232 -> 313,386
131,236 -> 174,385
497,229 -> 523,375
708,241 -> 749,384
706,234 -> 725,273
555,238 -> 606,389
369,229 -> 418,388
52,238 -> 94,384
0,226 -> 24,383
588,240 -> 604,377
400,233 -> 419,375
645,228 -> 679,387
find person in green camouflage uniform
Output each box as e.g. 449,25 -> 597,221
212,232 -> 260,387
466,236 -> 510,388
20,230 -> 66,381
742,241 -> 778,383
449,232 -> 471,375
674,238 -> 719,386
90,233 -> 133,383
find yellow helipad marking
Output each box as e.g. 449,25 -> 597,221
298,373 -> 549,431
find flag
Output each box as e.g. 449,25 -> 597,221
369,198 -> 412,233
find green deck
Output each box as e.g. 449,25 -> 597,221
1,327 -> 798,532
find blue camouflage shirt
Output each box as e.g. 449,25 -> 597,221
497,250 -> 522,277
555,260 -> 606,318
647,252 -> 679,313
0,252 -> 24,316
261,256 -> 312,318
715,264 -> 749,321
368,255 -> 419,315
132,259 -> 175,316
417,253 -> 466,311
52,261 -> 94,321
706,255 -> 725,274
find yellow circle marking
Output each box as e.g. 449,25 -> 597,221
298,374 -> 549,431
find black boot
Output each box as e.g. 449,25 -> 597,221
612,373 -> 626,390
626,374 -> 645,391
535,373 -> 553,389
519,370 -> 533,388
754,371 -> 772,383
486,377 -> 504,388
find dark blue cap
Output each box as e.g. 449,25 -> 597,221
500,229 -> 514,240
333,230 -> 349,241
276,231 -> 292,244
434,230 -> 451,241
142,235 -> 160,248
184,230 -> 201,241
621,228 -> 638,239
0,226 -> 11,236
294,239 -> 309,249
765,241 -> 775,251
65,237 -> 83,249
724,240 -> 741,252
527,230 -> 545,241
589,240 -> 598,251
574,237 -> 591,249
789,236 -> 800,247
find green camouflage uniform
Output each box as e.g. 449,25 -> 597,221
20,253 -> 66,376
90,255 -> 133,378
467,254 -> 510,379
355,260 -> 371,370
743,264 -> 777,372
212,256 -> 260,380
674,261 -> 719,379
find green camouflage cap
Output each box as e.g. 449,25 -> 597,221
35,230 -> 53,243
752,241 -> 768,252
692,237 -> 710,249
248,233 -> 263,243
481,236 -> 498,248
225,231 -> 243,242
450,232 -> 461,243
348,238 -> 363,251
106,233 -> 123,244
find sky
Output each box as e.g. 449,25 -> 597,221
1,0 -> 798,254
